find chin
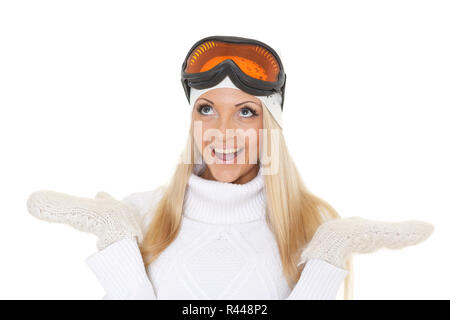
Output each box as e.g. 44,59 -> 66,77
209,165 -> 243,183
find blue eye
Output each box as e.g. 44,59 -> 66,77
240,107 -> 258,118
197,104 -> 215,116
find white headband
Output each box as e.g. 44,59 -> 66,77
189,75 -> 283,128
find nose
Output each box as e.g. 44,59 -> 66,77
212,113 -> 238,137
215,116 -> 238,147
216,113 -> 236,132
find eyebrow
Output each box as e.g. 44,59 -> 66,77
235,100 -> 261,108
197,98 -> 214,105
197,98 -> 261,108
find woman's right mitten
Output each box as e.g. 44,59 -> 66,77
27,190 -> 143,250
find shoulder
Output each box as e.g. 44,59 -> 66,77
122,186 -> 166,230
122,186 -> 166,214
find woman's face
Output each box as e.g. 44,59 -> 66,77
192,88 -> 263,184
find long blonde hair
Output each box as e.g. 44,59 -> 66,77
139,103 -> 353,299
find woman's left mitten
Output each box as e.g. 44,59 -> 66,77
298,217 -> 434,269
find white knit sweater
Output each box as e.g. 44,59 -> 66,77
86,167 -> 348,299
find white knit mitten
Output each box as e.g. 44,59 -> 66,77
27,190 -> 143,250
299,217 -> 434,269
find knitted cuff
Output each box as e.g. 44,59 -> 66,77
298,229 -> 352,269
287,259 -> 348,300
85,238 -> 156,300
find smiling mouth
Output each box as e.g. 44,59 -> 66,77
210,145 -> 244,163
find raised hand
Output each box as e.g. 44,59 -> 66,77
299,217 -> 434,269
27,190 -> 143,250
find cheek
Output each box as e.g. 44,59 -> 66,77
193,119 -> 214,151
241,124 -> 262,163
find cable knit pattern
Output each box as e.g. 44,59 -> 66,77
299,217 -> 434,269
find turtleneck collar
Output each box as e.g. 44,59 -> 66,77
183,166 -> 266,224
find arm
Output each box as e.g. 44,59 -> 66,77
86,238 -> 156,300
286,259 -> 348,300
85,189 -> 166,300
26,189 -> 163,299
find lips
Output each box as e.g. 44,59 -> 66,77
209,145 -> 244,164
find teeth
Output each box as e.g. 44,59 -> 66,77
214,147 -> 241,154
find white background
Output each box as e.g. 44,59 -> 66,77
0,0 -> 449,299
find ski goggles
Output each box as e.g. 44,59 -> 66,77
181,36 -> 287,109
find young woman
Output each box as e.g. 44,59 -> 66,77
27,36 -> 433,300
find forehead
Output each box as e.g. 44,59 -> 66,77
198,88 -> 261,105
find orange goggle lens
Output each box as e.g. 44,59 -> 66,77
185,40 -> 280,82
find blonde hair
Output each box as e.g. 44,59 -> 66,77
139,103 -> 353,299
